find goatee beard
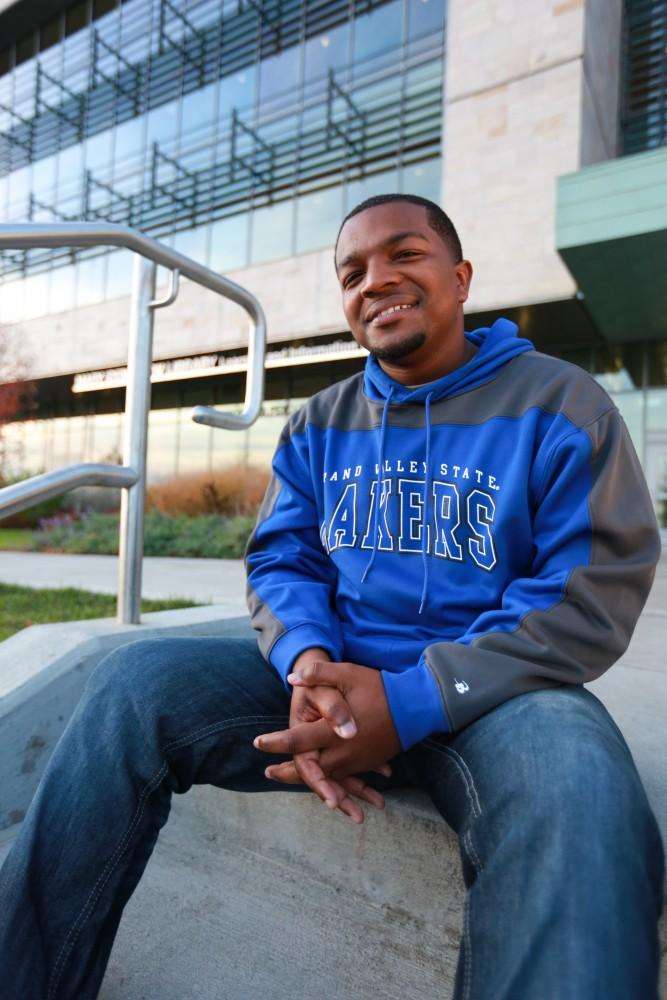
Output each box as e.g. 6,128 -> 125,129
370,332 -> 426,363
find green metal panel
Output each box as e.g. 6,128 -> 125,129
556,146 -> 667,342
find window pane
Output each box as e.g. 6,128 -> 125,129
346,167 -> 400,211
250,200 -> 294,263
210,213 -> 250,272
76,254 -> 107,307
146,100 -> 180,148
1,419 -> 28,476
113,117 -> 144,166
295,186 -> 344,254
401,157 -> 441,202
40,16 -> 62,51
407,0 -> 446,41
181,82 -> 218,139
246,410 -> 287,467
259,47 -> 301,112
32,154 -> 58,199
8,166 -> 31,219
173,225 -> 209,264
16,33 -> 36,65
211,408 -> 250,468
57,144 -> 85,200
67,416 -> 87,466
90,412 -> 123,463
147,408 -> 179,482
85,129 -> 114,173
178,410 -> 212,475
353,0 -> 403,70
648,341 -> 667,387
219,67 -> 257,124
647,389 -> 667,433
304,22 -> 349,93
21,420 -> 44,473
612,392 -> 644,458
66,3 -> 88,37
105,249 -> 133,299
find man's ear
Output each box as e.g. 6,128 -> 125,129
456,260 -> 473,304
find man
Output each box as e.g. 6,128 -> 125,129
0,195 -> 663,999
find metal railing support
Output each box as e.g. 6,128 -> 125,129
0,465 -> 138,520
0,222 -> 267,626
117,255 -> 156,624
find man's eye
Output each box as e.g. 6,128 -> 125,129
344,273 -> 361,287
396,250 -> 418,259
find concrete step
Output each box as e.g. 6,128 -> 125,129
100,786 -> 463,1000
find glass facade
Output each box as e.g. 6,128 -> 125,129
622,0 -> 667,154
554,340 -> 667,529
1,395 -> 307,484
0,0 -> 446,323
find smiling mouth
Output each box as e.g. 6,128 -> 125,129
368,303 -> 416,325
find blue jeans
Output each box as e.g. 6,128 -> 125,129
0,637 -> 663,999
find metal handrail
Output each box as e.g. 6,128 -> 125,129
0,222 -> 267,624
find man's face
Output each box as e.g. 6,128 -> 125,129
335,202 -> 472,384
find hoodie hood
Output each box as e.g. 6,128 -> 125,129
363,317 -> 534,404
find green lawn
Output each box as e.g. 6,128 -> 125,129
0,583 -> 203,642
0,528 -> 34,551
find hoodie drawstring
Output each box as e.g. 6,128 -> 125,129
361,387 -> 394,584
418,391 -> 433,615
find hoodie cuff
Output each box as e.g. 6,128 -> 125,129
381,661 -> 450,750
269,624 -> 343,687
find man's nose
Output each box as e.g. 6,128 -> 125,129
360,259 -> 400,295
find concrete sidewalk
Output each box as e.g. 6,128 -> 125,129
0,551 -> 247,613
0,547 -> 665,615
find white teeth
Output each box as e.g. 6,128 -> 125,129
374,304 -> 413,320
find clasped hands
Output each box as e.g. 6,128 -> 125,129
253,649 -> 401,823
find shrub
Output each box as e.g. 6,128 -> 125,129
145,465 -> 270,518
31,509 -> 256,559
0,471 -> 72,529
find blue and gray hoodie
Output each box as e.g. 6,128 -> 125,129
246,319 -> 660,749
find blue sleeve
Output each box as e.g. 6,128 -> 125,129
245,424 -> 344,684
386,408 -> 660,745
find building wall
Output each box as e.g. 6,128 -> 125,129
0,0 -> 444,381
441,0 -> 622,314
9,248 -> 346,380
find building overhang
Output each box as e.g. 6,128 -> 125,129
556,146 -> 667,343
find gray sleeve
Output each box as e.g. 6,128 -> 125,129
424,408 -> 661,733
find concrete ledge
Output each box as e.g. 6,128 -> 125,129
100,786 -> 464,999
0,608 -> 665,997
0,606 -> 254,830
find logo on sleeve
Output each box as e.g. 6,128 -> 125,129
454,679 -> 470,694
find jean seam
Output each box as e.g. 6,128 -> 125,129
162,714 -> 289,753
422,740 -> 484,875
47,712 -> 288,999
462,886 -> 473,1000
47,759 -> 169,1000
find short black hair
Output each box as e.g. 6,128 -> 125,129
334,193 -> 463,265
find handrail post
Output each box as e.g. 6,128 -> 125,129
117,253 -> 156,624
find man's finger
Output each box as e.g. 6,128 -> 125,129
340,776 -> 385,811
336,795 -> 364,824
303,687 -> 357,739
287,660 -> 342,689
294,753 -> 341,809
265,760 -> 301,783
254,718 -> 336,756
